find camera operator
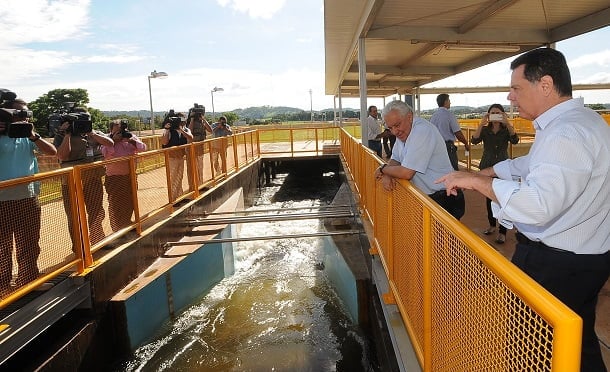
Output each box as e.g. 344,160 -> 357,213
161,112 -> 193,201
0,95 -> 57,293
102,119 -> 146,232
187,105 -> 212,142
211,116 -> 233,174
53,108 -> 113,247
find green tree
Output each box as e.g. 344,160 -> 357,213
586,103 -> 607,111
28,88 -> 108,135
223,112 -> 239,125
88,107 -> 109,131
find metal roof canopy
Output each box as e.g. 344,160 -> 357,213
324,0 -> 610,100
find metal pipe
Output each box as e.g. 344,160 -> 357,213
191,205 -> 353,216
183,211 -> 354,225
164,230 -> 361,248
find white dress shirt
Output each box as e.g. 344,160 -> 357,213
492,98 -> 610,254
391,116 -> 454,194
365,115 -> 381,141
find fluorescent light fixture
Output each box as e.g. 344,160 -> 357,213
445,44 -> 520,52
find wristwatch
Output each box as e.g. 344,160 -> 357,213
379,163 -> 387,174
29,133 -> 41,142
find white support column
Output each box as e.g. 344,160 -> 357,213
358,38 -> 368,145
338,90 -> 344,126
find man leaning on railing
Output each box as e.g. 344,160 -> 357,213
374,100 -> 465,220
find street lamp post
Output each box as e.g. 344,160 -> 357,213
148,70 -> 168,134
309,89 -> 313,122
210,86 -> 224,120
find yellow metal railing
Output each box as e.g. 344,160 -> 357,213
340,129 -> 582,371
0,130 -> 260,307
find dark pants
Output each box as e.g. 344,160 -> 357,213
486,198 -> 507,234
382,129 -> 396,157
428,189 -> 465,220
513,233 -> 610,372
368,140 -> 382,158
445,140 -> 459,170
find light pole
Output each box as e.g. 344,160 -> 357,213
309,89 -> 313,122
210,86 -> 224,120
148,70 -> 168,134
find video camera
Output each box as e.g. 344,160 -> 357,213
0,108 -> 34,138
0,88 -> 34,138
0,88 -> 17,102
119,119 -> 132,138
163,109 -> 182,130
186,103 -> 205,123
48,102 -> 93,137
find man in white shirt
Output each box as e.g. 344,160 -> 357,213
374,100 -> 464,220
364,105 -> 382,157
430,94 -> 470,170
437,48 -> 610,371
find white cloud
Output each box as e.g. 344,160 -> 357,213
216,0 -> 286,19
0,47 -> 71,83
0,0 -> 90,44
14,65 -> 328,112
570,50 -> 610,69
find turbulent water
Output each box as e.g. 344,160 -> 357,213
118,169 -> 375,371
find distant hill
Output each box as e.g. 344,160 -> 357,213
102,103 -> 610,120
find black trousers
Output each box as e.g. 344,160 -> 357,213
445,140 -> 459,171
513,233 -> 610,372
428,189 -> 465,220
382,129 -> 396,157
485,197 -> 507,234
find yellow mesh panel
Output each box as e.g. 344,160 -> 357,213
393,185 -> 425,353
136,152 -> 169,218
429,219 -> 554,371
78,164 -> 109,247
0,171 -> 79,298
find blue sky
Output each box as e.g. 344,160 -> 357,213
1,0 -> 609,113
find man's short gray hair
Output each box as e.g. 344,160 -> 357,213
382,100 -> 413,118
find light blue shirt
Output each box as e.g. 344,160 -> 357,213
0,136 -> 40,201
430,107 -> 460,141
492,98 -> 610,254
391,116 -> 454,194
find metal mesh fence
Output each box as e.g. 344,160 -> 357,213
341,129 -> 581,371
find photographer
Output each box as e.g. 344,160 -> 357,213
102,120 -> 146,232
1,94 -> 56,293
187,104 -> 212,142
161,112 -> 193,200
470,104 -> 519,244
53,108 -> 113,247
211,116 -> 233,174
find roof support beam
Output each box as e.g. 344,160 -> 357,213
458,0 -> 519,34
348,65 -> 454,75
550,7 -> 610,41
367,26 -> 550,44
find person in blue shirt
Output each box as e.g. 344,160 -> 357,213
430,94 -> 470,170
0,96 -> 56,294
